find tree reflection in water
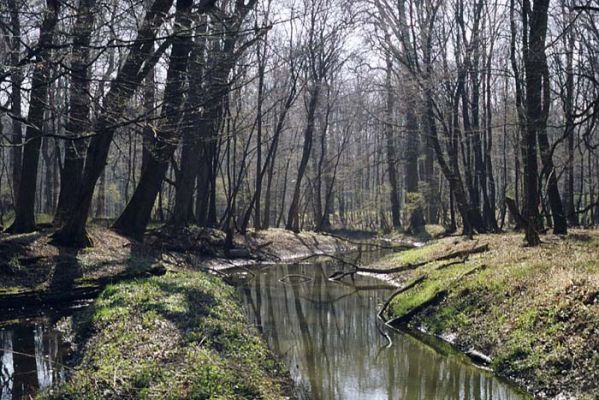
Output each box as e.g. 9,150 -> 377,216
0,322 -> 65,400
239,262 -> 526,400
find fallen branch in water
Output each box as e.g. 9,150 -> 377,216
328,243 -> 489,281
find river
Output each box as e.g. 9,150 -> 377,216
238,260 -> 528,400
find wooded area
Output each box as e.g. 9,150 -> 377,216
0,0 -> 598,246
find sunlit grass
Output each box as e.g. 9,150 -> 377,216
42,272 -> 288,399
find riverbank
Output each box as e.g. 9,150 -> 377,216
0,227 -> 353,316
0,226 -> 355,398
371,230 -> 599,399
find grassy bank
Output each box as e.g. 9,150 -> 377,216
374,230 -> 599,399
42,271 -> 289,399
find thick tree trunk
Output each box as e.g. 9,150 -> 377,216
7,0 -> 60,233
383,35 -> 402,230
8,0 -> 23,201
405,104 -> 425,233
522,0 -> 550,246
170,20 -> 211,226
113,0 -> 194,240
54,0 -> 96,225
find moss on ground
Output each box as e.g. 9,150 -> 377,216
375,230 -> 599,399
41,271 -> 289,400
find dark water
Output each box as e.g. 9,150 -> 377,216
0,321 -> 67,399
238,262 -> 527,400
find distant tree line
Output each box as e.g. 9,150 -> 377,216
0,0 -> 598,247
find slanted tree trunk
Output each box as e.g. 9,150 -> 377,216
52,0 -> 179,246
54,0 -> 96,226
113,0 -> 194,240
287,84 -> 321,232
7,0 -> 60,233
241,69 -> 298,233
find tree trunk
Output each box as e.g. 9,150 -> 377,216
405,102 -> 425,233
254,33 -> 267,230
52,0 -> 177,246
287,84 -> 320,232
54,0 -> 96,225
7,0 -> 60,233
170,23 -> 210,226
522,0 -> 550,246
383,34 -> 402,230
8,0 -> 23,201
113,0 -> 194,240
563,17 -> 577,226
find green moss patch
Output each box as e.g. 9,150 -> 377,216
42,271 -> 288,399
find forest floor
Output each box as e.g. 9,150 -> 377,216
0,225 -> 358,398
369,229 -> 599,400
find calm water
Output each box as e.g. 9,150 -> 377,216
0,321 -> 67,399
238,262 -> 527,400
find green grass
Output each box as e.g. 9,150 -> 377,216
41,271 -> 288,400
378,231 -> 599,399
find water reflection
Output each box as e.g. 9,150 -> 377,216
239,263 -> 526,400
0,322 -> 66,400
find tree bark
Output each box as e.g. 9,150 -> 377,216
405,101 -> 425,233
113,0 -> 194,240
563,9 -> 577,226
522,0 -> 550,246
52,0 -> 178,246
8,0 -> 23,201
54,0 -> 96,225
383,35 -> 402,230
7,0 -> 60,233
287,84 -> 321,232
